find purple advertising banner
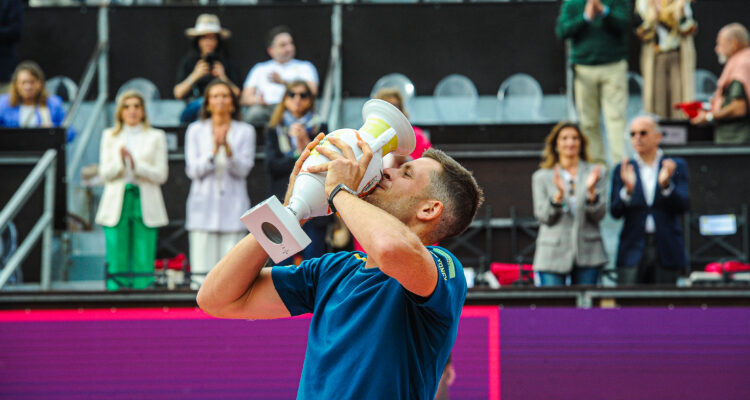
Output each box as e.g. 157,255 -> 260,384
500,308 -> 750,400
2,307 -> 749,399
0,307 -> 496,399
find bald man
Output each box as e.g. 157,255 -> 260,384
691,23 -> 750,144
611,116 -> 689,285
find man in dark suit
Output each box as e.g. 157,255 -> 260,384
611,115 -> 689,285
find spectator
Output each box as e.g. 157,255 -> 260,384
611,115 -> 689,285
0,0 -> 23,94
95,90 -> 169,291
174,14 -> 240,124
635,0 -> 697,119
532,122 -> 607,286
0,61 -> 66,131
185,79 -> 255,288
556,0 -> 630,165
690,23 -> 750,144
265,80 -> 330,263
241,25 -> 318,126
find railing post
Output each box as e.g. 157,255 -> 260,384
329,4 -> 343,131
40,161 -> 57,290
98,5 -> 109,98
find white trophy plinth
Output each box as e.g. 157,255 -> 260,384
241,99 -> 416,263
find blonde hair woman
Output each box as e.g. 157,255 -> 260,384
95,90 -> 169,290
531,122 -> 607,286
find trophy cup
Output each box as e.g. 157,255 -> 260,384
240,99 -> 415,263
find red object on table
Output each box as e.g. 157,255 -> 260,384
674,101 -> 704,118
705,260 -> 750,274
490,262 -> 534,285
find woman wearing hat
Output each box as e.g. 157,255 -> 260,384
174,14 -> 240,124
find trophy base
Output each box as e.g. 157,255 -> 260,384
240,196 -> 311,264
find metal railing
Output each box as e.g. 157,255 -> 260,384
66,5 -> 109,184
319,4 -> 343,131
0,149 -> 57,290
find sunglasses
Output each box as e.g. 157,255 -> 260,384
630,130 -> 648,137
287,91 -> 310,99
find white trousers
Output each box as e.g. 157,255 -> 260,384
189,230 -> 246,287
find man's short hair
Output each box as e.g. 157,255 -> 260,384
632,113 -> 661,133
422,148 -> 484,243
266,25 -> 292,48
721,23 -> 750,47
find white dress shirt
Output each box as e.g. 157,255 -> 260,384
620,149 -> 673,233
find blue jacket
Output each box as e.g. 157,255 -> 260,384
0,94 -> 74,142
0,94 -> 66,128
611,156 -> 689,269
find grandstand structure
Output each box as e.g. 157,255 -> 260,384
2,1 -> 750,399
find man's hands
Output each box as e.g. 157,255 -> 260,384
690,110 -> 709,125
620,158 -> 636,194
658,159 -> 677,188
306,136 -> 374,197
269,71 -> 285,85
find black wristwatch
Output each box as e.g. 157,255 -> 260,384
328,183 -> 358,214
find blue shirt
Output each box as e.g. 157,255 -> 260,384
272,247 -> 466,400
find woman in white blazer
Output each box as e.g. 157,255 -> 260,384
95,90 -> 169,290
531,122 -> 608,286
185,80 -> 255,287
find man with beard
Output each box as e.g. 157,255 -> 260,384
691,23 -> 750,144
197,134 -> 483,400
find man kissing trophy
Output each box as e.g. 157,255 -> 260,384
241,99 -> 416,262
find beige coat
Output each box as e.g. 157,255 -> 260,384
531,162 -> 608,273
636,0 -> 696,113
95,125 -> 169,228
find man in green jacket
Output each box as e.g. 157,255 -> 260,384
556,0 -> 631,165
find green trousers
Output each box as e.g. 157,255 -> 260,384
103,184 -> 157,290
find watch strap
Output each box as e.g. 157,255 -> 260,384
328,183 -> 357,214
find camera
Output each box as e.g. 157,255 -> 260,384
202,52 -> 218,66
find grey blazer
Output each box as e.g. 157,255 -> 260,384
531,161 -> 608,273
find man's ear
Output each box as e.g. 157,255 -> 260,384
416,200 -> 443,222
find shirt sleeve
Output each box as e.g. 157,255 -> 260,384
405,247 -> 467,325
271,256 -> 324,316
244,64 -> 262,89
725,80 -> 746,103
304,61 -> 319,85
